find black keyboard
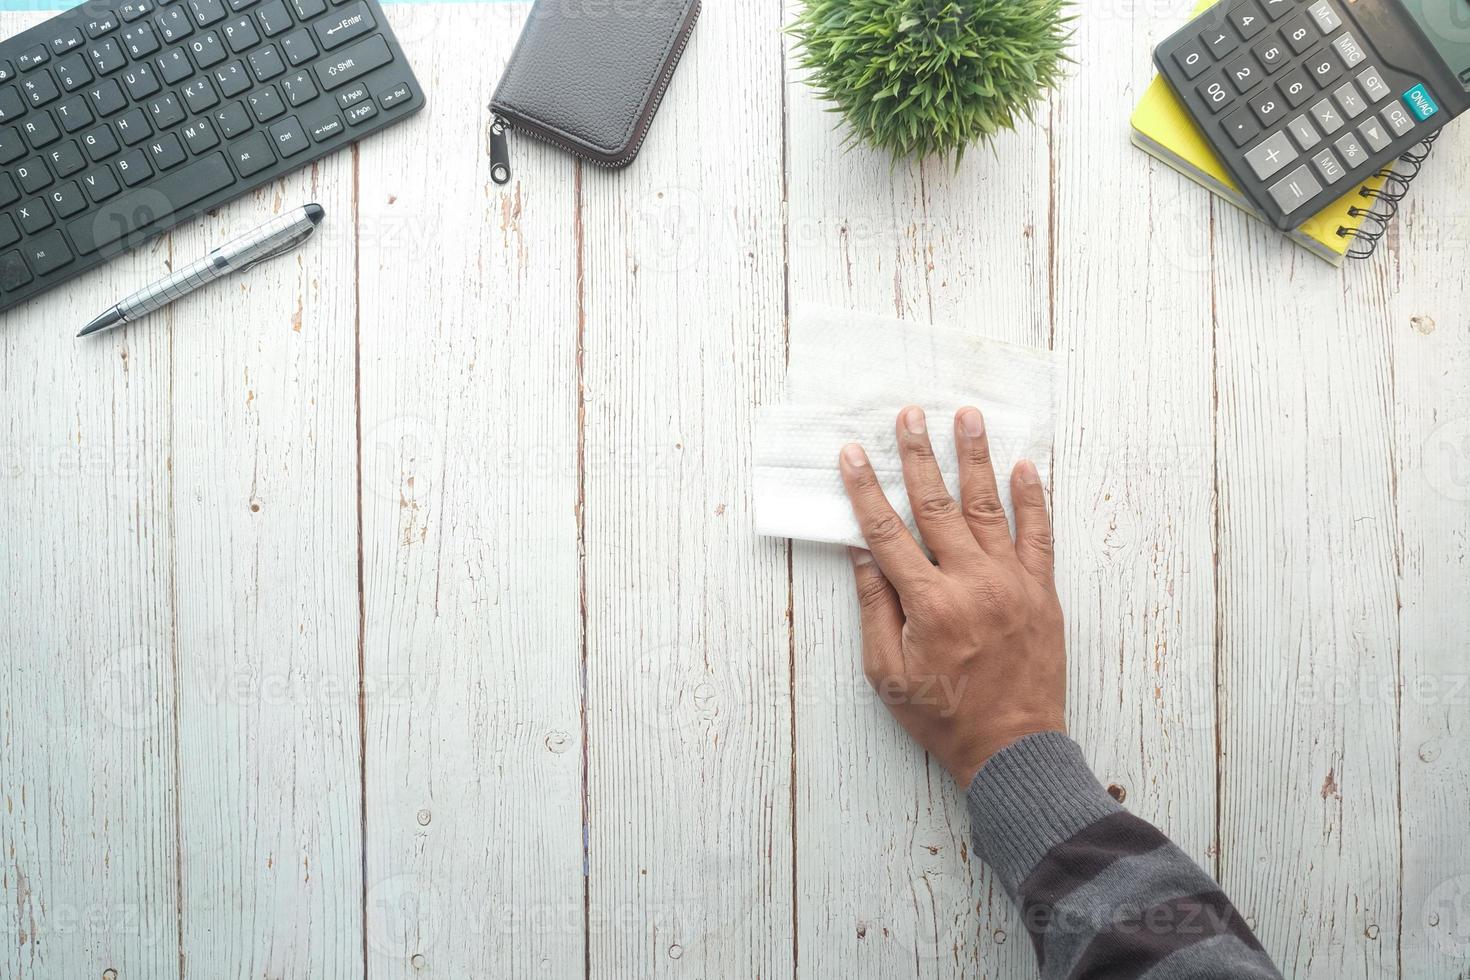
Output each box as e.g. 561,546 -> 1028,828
0,0 -> 423,314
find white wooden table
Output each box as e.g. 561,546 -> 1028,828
3,1 -> 1468,977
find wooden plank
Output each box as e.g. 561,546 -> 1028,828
1210,201 -> 1401,972
577,2 -> 791,976
0,16 -> 181,980
783,25 -> 1053,980
355,6 -> 585,978
1389,121 -> 1470,978
164,156 -> 362,972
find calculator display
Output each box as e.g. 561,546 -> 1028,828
1400,0 -> 1470,89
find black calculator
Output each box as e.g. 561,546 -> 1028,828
1154,0 -> 1470,230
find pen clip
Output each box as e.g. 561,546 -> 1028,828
236,226 -> 318,274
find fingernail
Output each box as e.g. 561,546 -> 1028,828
959,408 -> 984,438
1017,459 -> 1041,485
849,547 -> 875,566
903,406 -> 926,435
841,444 -> 868,467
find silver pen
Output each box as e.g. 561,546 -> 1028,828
78,203 -> 326,337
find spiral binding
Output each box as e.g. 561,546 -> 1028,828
1338,131 -> 1441,260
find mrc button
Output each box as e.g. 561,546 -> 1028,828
1402,83 -> 1439,121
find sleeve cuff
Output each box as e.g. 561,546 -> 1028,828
965,731 -> 1122,898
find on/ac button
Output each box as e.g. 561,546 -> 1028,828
1402,83 -> 1439,121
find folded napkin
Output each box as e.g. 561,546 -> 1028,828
754,305 -> 1059,548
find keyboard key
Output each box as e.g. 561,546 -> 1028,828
280,70 -> 316,106
249,46 -> 286,81
1310,147 -> 1345,183
1201,20 -> 1239,58
0,127 -> 22,163
47,139 -> 85,176
1285,113 -> 1320,150
1224,52 -> 1261,93
268,114 -> 307,155
1306,0 -> 1341,33
1306,50 -> 1342,89
1356,67 -> 1390,103
1309,98 -> 1343,134
16,197 -> 54,232
117,147 -> 153,185
228,0 -> 260,11
55,96 -> 94,132
256,0 -> 293,36
1333,130 -> 1366,167
120,0 -> 156,21
1195,70 -> 1233,113
188,0 -> 228,26
223,15 -> 260,52
291,0 -> 326,18
69,151 -> 233,253
146,131 -> 187,169
122,23 -> 162,59
82,166 -> 121,202
246,86 -> 284,121
189,32 -> 228,68
1228,0 -> 1267,40
228,129 -> 273,174
22,71 -> 61,108
1383,102 -> 1416,136
157,48 -> 194,85
88,38 -> 127,76
1220,104 -> 1260,146
1276,66 -> 1314,107
1260,0 -> 1292,19
1172,38 -> 1211,80
213,100 -> 250,136
21,112 -> 60,148
1403,82 -> 1439,121
1267,162 -> 1322,214
182,115 -> 219,151
47,180 -> 87,217
1280,14 -> 1316,54
25,229 -> 73,275
316,1 -> 375,50
214,61 -> 252,96
1331,33 -> 1366,69
0,214 -> 17,246
86,79 -> 127,116
116,107 -> 152,144
49,28 -> 85,55
17,47 -> 50,72
335,82 -> 366,108
183,76 -> 219,112
82,124 -> 120,160
1358,116 -> 1390,152
0,250 -> 32,290
85,14 -> 120,38
306,112 -> 341,141
158,6 -> 194,42
54,52 -> 93,92
122,64 -> 162,100
148,93 -> 185,129
1244,129 -> 1297,179
14,157 -> 52,193
344,98 -> 374,125
377,79 -> 411,110
1253,36 -> 1287,73
0,63 -> 12,84
1334,81 -> 1366,119
1249,89 -> 1286,126
0,87 -> 23,122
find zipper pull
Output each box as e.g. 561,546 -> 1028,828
490,115 -> 512,185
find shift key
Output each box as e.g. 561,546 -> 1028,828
314,34 -> 391,91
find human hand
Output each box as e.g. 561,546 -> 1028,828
840,406 -> 1066,788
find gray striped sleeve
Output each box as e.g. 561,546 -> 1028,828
1137,934 -> 1283,979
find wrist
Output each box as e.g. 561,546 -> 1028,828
950,720 -> 1068,788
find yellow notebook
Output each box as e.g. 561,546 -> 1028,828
1130,4 -> 1417,266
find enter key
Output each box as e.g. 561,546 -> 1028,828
315,1 -> 376,50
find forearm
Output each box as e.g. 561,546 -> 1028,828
967,733 -> 1282,980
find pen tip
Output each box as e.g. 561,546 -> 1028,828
304,203 -> 325,225
78,309 -> 123,337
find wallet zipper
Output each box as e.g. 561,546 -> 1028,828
489,0 -> 701,185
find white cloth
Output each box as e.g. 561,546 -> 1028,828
754,304 -> 1059,548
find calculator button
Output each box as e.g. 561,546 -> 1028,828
1260,0 -> 1293,20
1310,98 -> 1344,134
1280,14 -> 1317,54
1306,50 -> 1343,89
1229,0 -> 1268,40
1196,71 -> 1234,113
1173,38 -> 1212,79
1333,130 -> 1367,167
1331,33 -> 1367,69
1245,129 -> 1297,179
1306,0 -> 1342,33
1333,81 -> 1367,118
1278,66 -> 1314,106
1221,105 -> 1261,146
1202,24 -> 1240,58
1383,102 -> 1416,136
1286,113 -> 1321,150
1250,90 -> 1287,126
1268,163 -> 1323,214
1403,82 -> 1439,121
1356,67 -> 1390,103
1225,53 -> 1263,93
1358,116 -> 1390,152
1311,148 -> 1346,184
1253,37 -> 1288,73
